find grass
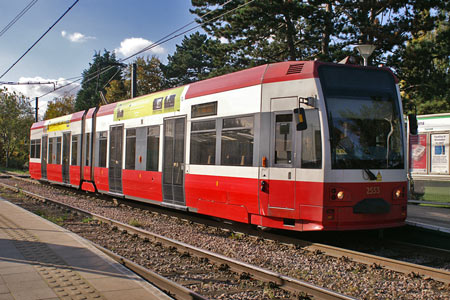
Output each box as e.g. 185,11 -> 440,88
82,217 -> 94,224
46,216 -> 67,226
422,186 -> 450,202
229,232 -> 244,240
415,186 -> 450,208
128,218 -> 142,227
34,210 -> 69,226
0,167 -> 29,175
411,184 -> 450,207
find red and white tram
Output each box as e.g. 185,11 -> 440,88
29,61 -> 409,231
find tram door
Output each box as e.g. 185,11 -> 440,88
109,125 -> 123,194
162,117 -> 186,207
62,132 -> 71,183
268,98 -> 297,210
41,135 -> 48,179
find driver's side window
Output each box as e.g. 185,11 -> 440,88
301,110 -> 322,168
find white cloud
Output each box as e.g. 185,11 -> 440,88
114,37 -> 165,58
61,30 -> 96,43
0,76 -> 80,116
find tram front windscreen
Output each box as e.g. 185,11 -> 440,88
319,65 -> 404,170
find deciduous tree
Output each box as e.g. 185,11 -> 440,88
0,89 -> 34,168
105,56 -> 164,103
44,94 -> 76,120
393,14 -> 450,114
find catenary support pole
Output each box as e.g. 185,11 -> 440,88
131,63 -> 137,98
35,97 -> 38,122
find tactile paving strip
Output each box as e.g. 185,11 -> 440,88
0,212 -> 105,300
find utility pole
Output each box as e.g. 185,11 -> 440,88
131,63 -> 137,98
35,97 -> 38,122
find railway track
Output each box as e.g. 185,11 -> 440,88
258,231 -> 450,285
0,179 -> 355,300
1,175 -> 449,298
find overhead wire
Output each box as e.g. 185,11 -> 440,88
37,0 -> 255,99
0,0 -> 38,38
121,0 -> 234,61
0,0 -> 80,80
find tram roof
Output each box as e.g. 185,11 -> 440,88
33,60 -> 396,129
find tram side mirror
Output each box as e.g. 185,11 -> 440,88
294,108 -> 307,131
408,114 -> 418,135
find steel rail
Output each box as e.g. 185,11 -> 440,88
93,244 -> 207,300
253,229 -> 450,285
2,176 -> 450,285
0,181 -> 355,300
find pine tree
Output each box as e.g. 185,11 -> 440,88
161,32 -> 226,88
75,50 -> 123,111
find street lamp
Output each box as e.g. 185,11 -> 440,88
354,44 -> 376,66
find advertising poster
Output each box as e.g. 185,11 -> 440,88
430,134 -> 449,174
409,134 -> 427,173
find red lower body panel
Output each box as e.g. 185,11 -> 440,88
327,204 -> 406,230
83,166 -> 92,181
94,167 -> 109,192
47,164 -> 62,183
185,174 -> 258,222
29,161 -> 407,232
122,170 -> 162,202
69,166 -> 81,187
319,181 -> 408,230
81,181 -> 96,192
29,162 -> 41,180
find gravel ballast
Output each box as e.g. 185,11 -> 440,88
1,178 -> 449,300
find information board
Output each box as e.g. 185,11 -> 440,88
430,134 -> 449,174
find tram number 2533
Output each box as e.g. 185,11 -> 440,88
366,186 -> 381,195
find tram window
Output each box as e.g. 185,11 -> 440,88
56,137 -> 62,164
30,140 -> 35,158
164,94 -> 175,108
221,116 -> 254,166
48,138 -> 54,164
301,110 -> 322,168
30,139 -> 41,159
275,114 -> 293,164
71,136 -> 78,165
85,133 -> 91,166
190,120 -> 216,165
36,140 -> 41,158
153,97 -> 163,110
146,126 -> 160,171
98,131 -> 108,168
126,128 -> 136,170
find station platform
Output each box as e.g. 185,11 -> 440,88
0,197 -> 172,300
406,204 -> 450,234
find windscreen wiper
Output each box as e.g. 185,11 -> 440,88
364,168 -> 377,181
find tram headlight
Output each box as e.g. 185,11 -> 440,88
330,187 -> 346,201
393,187 -> 404,199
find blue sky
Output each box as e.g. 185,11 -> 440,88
0,0 -> 201,115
